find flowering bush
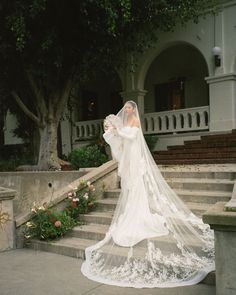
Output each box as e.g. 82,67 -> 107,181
24,179 -> 97,241
66,180 -> 97,219
24,204 -> 77,241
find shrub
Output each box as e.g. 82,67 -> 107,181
24,206 -> 77,241
65,180 -> 97,219
144,134 -> 158,151
68,144 -> 108,169
24,179 -> 98,241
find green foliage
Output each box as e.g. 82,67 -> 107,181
65,181 -> 97,219
68,144 -> 108,169
144,134 -> 159,152
24,178 -> 98,241
24,207 -> 77,241
0,0 -> 218,168
0,144 -> 35,171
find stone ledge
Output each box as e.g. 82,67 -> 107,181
203,202 -> 236,230
15,160 -> 118,228
0,187 -> 16,200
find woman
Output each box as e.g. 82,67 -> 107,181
81,100 -> 215,288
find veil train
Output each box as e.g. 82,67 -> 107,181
81,100 -> 215,288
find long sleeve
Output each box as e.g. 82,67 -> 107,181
103,129 -> 123,162
116,127 -> 139,140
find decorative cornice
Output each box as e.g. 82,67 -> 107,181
120,89 -> 148,99
205,73 -> 236,84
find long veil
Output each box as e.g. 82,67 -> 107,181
81,100 -> 215,288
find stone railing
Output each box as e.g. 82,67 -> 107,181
73,106 -> 210,142
0,186 -> 16,251
143,106 -> 209,134
73,119 -> 104,142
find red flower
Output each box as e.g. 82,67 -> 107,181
50,217 -> 57,223
71,201 -> 77,208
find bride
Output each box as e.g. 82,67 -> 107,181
81,100 -> 215,288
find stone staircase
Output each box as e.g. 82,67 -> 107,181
154,130 -> 236,164
27,164 -> 236,286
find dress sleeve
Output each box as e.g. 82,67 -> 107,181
103,129 -> 123,162
116,127 -> 139,140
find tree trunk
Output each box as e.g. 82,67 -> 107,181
12,74 -> 72,171
38,118 -> 61,170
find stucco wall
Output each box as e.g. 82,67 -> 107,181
0,171 -> 84,217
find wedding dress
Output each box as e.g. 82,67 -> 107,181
81,101 -> 215,288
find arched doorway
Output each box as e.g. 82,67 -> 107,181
144,43 -> 209,113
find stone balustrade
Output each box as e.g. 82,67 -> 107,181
0,187 -> 16,251
143,106 -> 209,134
73,119 -> 104,142
73,106 -> 209,142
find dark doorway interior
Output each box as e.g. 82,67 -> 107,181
81,90 -> 98,121
155,78 -> 185,112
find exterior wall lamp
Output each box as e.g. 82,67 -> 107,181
212,46 -> 222,67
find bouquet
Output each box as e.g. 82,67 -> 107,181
103,114 -> 122,131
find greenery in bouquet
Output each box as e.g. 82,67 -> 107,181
66,180 -> 97,219
24,203 -> 77,241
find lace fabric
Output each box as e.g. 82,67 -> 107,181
81,100 -> 215,288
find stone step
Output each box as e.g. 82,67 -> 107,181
157,147 -> 236,155
166,178 -> 234,192
175,189 -> 231,204
27,237 -> 94,259
154,151 -> 236,160
96,197 -> 213,216
168,141 -> 236,150
27,234 -> 215,286
79,211 -> 113,225
104,186 -> 232,204
160,170 -> 236,180
104,189 -> 121,198
155,158 -> 236,165
68,223 -> 109,240
201,133 -> 236,141
184,202 -> 213,216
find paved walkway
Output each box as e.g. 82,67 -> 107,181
0,249 -> 215,295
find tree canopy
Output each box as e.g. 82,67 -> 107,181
0,0 -> 218,170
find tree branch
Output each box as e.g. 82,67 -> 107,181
25,70 -> 47,115
55,78 -> 73,119
11,91 -> 43,127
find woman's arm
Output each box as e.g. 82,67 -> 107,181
116,126 -> 139,140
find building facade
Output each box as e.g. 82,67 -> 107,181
3,0 -> 236,155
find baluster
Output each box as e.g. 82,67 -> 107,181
191,112 -> 197,129
183,113 -> 188,130
199,112 -> 205,129
168,115 -> 174,132
175,113 -> 181,131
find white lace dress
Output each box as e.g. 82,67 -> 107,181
81,125 -> 215,288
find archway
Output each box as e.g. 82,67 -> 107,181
143,43 -> 209,113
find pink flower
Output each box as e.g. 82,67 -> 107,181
88,184 -> 95,191
54,221 -> 61,228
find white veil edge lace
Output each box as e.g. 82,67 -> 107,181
81,100 -> 215,288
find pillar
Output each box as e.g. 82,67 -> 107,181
0,187 -> 16,251
205,73 -> 236,131
203,202 -> 236,295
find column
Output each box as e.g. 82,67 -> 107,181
120,89 -> 147,116
203,202 -> 236,295
205,74 -> 236,131
0,187 -> 16,251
